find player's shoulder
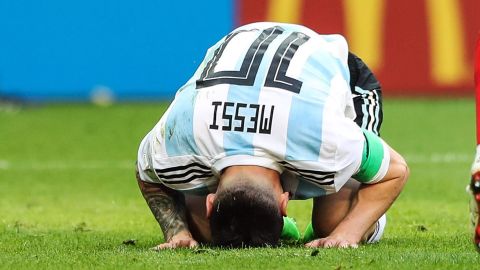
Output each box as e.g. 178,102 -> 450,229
233,22 -> 313,36
234,22 -> 346,40
233,22 -> 348,55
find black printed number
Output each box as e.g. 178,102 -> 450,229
196,27 -> 310,94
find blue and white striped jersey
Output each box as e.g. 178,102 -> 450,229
137,22 -> 365,199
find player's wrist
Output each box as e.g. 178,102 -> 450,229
329,233 -> 361,245
329,225 -> 363,244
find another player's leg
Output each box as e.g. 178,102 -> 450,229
469,32 -> 480,251
469,168 -> 480,251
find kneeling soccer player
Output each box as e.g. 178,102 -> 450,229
135,22 -> 409,249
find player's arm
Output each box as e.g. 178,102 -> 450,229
330,146 -> 408,246
307,132 -> 409,248
136,177 -> 198,249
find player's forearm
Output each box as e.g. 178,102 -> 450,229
332,163 -> 408,243
137,179 -> 191,241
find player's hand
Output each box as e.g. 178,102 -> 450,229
152,231 -> 199,250
305,236 -> 358,249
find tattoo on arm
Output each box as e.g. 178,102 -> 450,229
136,175 -> 189,241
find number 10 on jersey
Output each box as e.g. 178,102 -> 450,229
196,26 -> 310,94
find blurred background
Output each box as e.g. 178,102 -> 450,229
1,1 -> 479,265
0,0 -> 479,102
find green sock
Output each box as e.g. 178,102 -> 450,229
302,222 -> 315,242
280,216 -> 301,241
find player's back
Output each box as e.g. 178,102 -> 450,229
171,22 -> 356,158
142,22 -> 363,193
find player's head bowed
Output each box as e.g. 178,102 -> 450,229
207,178 -> 284,248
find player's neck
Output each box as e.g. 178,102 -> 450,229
220,165 -> 282,193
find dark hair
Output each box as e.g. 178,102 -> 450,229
209,183 -> 284,248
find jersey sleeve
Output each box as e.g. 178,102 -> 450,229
348,52 -> 383,135
353,129 -> 390,183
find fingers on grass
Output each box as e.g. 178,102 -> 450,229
189,240 -> 199,248
152,243 -> 172,250
152,240 -> 198,250
305,238 -> 325,248
338,241 -> 358,249
305,238 -> 358,249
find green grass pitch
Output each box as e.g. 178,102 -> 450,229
1,98 -> 480,269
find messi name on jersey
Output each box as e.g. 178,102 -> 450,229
209,101 -> 274,134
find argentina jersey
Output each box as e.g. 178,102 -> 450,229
137,22 -> 365,198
